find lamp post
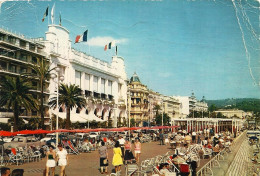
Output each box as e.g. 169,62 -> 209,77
127,90 -> 131,138
162,102 -> 164,126
51,67 -> 64,147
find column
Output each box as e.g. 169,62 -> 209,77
81,72 -> 85,90
105,79 -> 108,94
89,74 -> 93,91
97,77 -> 101,93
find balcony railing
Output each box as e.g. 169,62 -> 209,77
93,92 -> 100,99
101,93 -> 107,100
85,90 -> 92,98
108,94 -> 114,101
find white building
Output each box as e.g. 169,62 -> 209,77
173,93 -> 208,118
43,25 -> 127,127
214,109 -> 252,119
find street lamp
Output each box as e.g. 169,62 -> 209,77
127,90 -> 131,138
51,67 -> 64,147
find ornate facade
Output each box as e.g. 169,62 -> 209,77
44,25 -> 127,127
128,72 -> 149,126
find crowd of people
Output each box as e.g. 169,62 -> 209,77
0,128 -> 239,176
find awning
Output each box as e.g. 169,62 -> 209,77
0,118 -> 28,124
81,114 -> 105,122
52,112 -> 87,123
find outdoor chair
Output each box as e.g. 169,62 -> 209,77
125,163 -> 139,176
202,147 -> 212,159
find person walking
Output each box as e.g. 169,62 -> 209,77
45,145 -> 56,176
124,138 -> 134,164
134,138 -> 141,163
118,136 -> 125,158
99,141 -> 108,174
56,144 -> 68,176
112,141 -> 123,174
159,131 -> 164,145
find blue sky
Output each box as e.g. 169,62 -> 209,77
0,0 -> 259,100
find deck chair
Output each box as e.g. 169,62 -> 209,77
67,140 -> 79,155
9,148 -> 23,166
125,163 -> 139,176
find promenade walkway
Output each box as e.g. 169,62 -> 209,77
197,131 -> 251,176
6,141 -> 179,176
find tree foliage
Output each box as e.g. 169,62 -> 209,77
155,113 -> 170,126
49,83 -> 86,129
0,76 -> 37,131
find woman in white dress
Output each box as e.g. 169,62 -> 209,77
45,145 -> 56,176
56,144 -> 68,176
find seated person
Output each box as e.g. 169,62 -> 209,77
82,139 -> 92,152
172,154 -> 185,165
212,141 -> 220,156
178,144 -> 189,156
159,163 -> 176,176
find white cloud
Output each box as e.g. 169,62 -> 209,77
87,36 -> 128,47
158,72 -> 172,78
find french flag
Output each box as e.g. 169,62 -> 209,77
75,30 -> 88,43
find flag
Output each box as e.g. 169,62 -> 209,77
75,30 -> 88,43
59,12 -> 61,26
42,6 -> 49,22
51,3 -> 55,24
108,41 -> 116,49
104,45 -> 107,51
108,42 -> 112,49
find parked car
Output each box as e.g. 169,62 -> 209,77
75,133 -> 89,140
2,137 -> 13,143
89,132 -> 99,139
40,133 -> 56,142
3,136 -> 45,148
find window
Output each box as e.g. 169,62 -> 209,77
101,78 -> 105,94
93,76 -> 98,92
75,71 -> 81,87
108,80 -> 112,94
85,73 -> 90,90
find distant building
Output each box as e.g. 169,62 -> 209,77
162,96 -> 181,123
147,90 -> 162,125
173,93 -> 208,118
128,72 -> 149,126
214,109 -> 252,119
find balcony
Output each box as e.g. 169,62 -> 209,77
108,94 -> 114,101
101,93 -> 107,100
85,90 -> 92,97
93,92 -> 100,99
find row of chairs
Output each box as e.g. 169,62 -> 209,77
3,146 -> 42,166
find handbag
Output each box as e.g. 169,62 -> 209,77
103,158 -> 108,165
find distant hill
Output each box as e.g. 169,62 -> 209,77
205,98 -> 260,113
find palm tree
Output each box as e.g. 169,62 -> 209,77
26,58 -> 54,129
153,104 -> 161,116
0,76 -> 38,131
49,83 -> 86,129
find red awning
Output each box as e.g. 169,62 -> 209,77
0,131 -> 14,137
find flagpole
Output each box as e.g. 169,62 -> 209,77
47,5 -> 49,25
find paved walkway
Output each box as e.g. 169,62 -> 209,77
8,141 -> 209,176
8,142 -> 173,176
